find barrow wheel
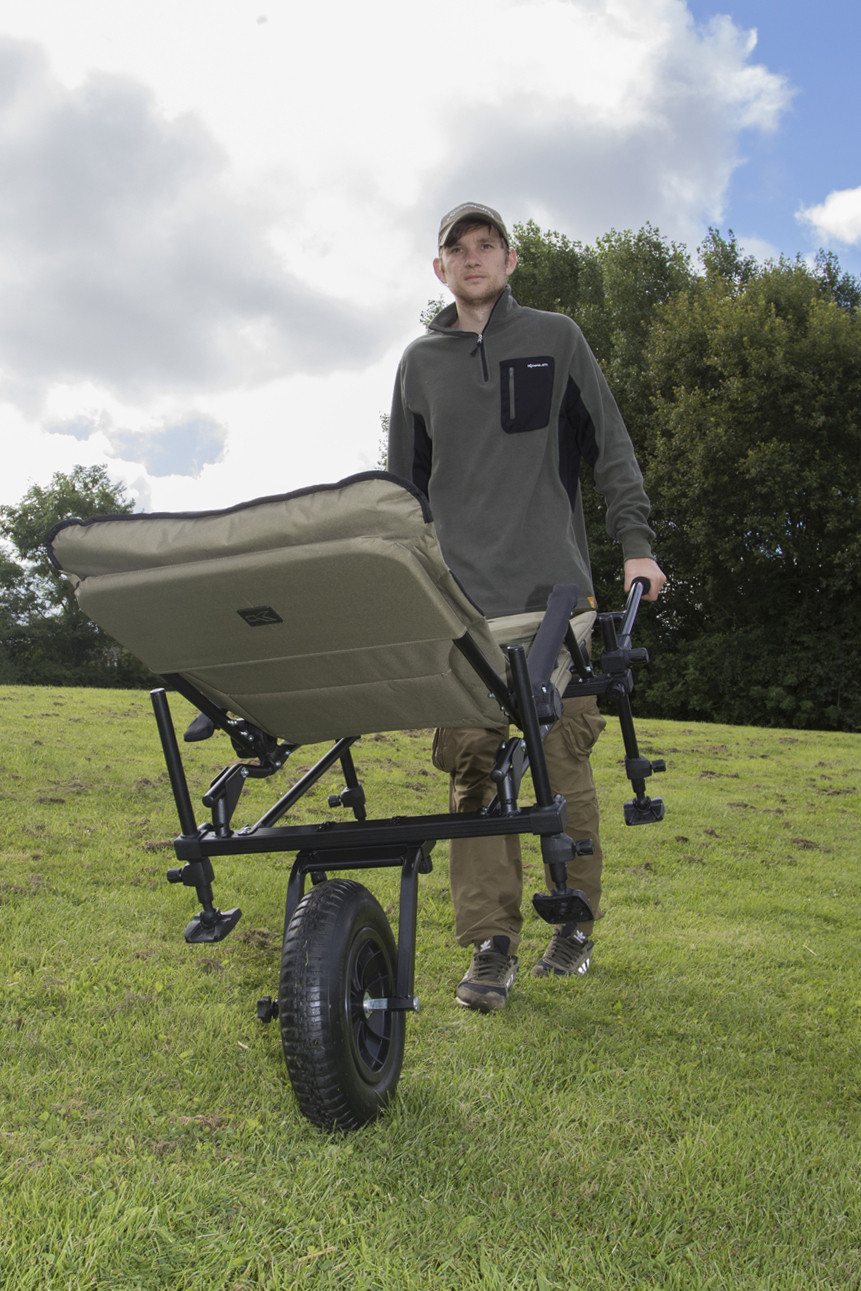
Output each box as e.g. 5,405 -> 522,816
278,879 -> 405,1131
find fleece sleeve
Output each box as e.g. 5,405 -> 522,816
387,361 -> 432,494
571,340 -> 655,559
386,363 -> 411,478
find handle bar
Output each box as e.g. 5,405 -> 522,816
617,575 -> 651,647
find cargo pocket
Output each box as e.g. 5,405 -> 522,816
431,727 -> 454,773
500,356 -> 555,434
558,697 -> 607,760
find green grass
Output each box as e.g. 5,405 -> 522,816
1,685 -> 859,1290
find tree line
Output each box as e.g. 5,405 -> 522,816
1,226 -> 859,729
0,465 -> 152,689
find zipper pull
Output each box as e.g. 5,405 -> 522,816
469,332 -> 489,381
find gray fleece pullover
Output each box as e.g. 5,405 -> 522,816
388,287 -> 654,618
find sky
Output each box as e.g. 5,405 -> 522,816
0,0 -> 858,517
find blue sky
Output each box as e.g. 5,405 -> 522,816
684,0 -> 861,274
0,0 -> 857,515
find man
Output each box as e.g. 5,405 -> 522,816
388,202 -> 665,1012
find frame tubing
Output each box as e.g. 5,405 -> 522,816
250,737 -> 360,830
151,689 -> 199,838
451,633 -> 516,722
395,848 -> 425,1004
507,644 -> 554,808
282,843 -> 412,933
180,798 -> 568,864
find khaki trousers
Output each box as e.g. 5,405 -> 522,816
432,695 -> 606,951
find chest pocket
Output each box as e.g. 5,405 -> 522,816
500,356 -> 555,434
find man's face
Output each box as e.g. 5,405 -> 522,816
434,224 -> 517,308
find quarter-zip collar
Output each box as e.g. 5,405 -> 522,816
429,286 -> 514,382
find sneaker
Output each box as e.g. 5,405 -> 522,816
531,923 -> 593,977
456,937 -> 518,1012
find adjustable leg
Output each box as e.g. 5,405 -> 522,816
532,832 -> 595,925
151,688 -> 199,837
616,692 -> 666,825
152,690 -> 242,942
506,646 -> 596,928
166,858 -> 242,943
593,585 -> 667,826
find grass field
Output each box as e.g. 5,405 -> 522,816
1,684 -> 859,1290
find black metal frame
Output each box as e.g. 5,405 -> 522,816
152,578 -> 664,1017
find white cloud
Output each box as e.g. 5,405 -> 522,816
798,186 -> 861,248
0,38 -> 382,413
0,1 -> 793,513
729,234 -> 781,266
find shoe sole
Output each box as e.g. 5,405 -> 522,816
455,963 -> 517,1011
455,990 -> 507,1012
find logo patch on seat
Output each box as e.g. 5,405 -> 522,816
238,605 -> 283,627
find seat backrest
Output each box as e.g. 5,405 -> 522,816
48,472 -> 512,745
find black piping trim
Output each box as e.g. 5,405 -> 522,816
45,471 -> 434,570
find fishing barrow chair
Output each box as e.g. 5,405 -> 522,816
47,471 -> 665,1132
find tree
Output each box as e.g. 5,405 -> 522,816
642,235 -> 861,729
0,549 -> 28,682
0,465 -> 153,686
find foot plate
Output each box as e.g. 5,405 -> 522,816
532,888 -> 593,926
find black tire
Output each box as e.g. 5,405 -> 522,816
278,879 -> 405,1131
